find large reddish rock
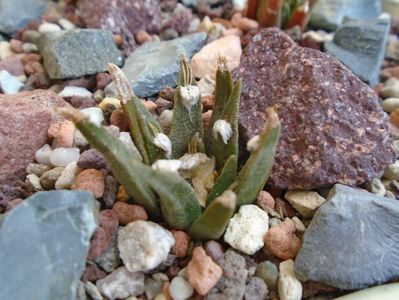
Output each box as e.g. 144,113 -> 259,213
234,28 -> 396,190
78,0 -> 161,52
0,90 -> 68,210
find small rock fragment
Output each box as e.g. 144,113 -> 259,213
72,169 -> 105,198
112,202 -> 148,225
224,205 -> 269,255
255,261 -> 279,291
40,166 -> 65,190
278,260 -> 302,300
96,267 -> 145,300
169,276 -> 194,300
78,149 -> 107,169
187,247 -> 222,296
117,221 -> 175,272
55,162 -> 80,190
244,277 -> 268,300
284,190 -> 326,218
49,147 -> 80,167
204,240 -> 224,261
103,176 -> 119,208
171,230 -> 191,258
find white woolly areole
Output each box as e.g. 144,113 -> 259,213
153,133 -> 172,158
179,153 -> 210,170
213,120 -> 233,144
246,135 -> 260,152
180,85 -> 200,110
152,160 -> 182,173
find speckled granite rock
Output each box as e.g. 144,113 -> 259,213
0,0 -> 47,34
38,30 -> 123,79
294,184 -> 399,290
0,190 -> 99,300
234,28 -> 396,190
309,0 -> 381,31
0,90 -> 68,210
78,0 -> 161,53
325,17 -> 390,87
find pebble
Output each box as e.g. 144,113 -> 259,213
119,132 -> 143,161
368,178 -> 386,196
22,30 -> 41,44
58,18 -> 76,30
77,149 -> 107,169
95,233 -> 121,273
204,240 -> 224,261
112,202 -> 148,225
152,273 -> 169,282
40,166 -> 65,189
237,17 -> 259,32
96,267 -> 145,300
96,73 -> 112,90
72,168 -> 105,198
171,230 -> 190,257
9,39 -> 23,53
98,97 -> 121,112
26,163 -> 52,177
116,185 -> 129,202
145,278 -> 163,300
278,260 -> 302,300
38,22 -> 61,32
291,216 -> 306,233
284,190 -> 326,218
135,30 -> 153,44
0,41 -> 12,60
223,28 -> 243,37
103,175 -> 119,208
382,97 -> 399,113
35,144 -> 53,165
74,107 -> 105,146
191,36 -> 242,79
49,147 -> 80,167
384,160 -> 399,180
257,190 -> 275,212
110,109 -> 130,131
264,219 -> 301,260
25,174 -> 43,191
59,86 -> 93,98
197,75 -> 215,96
143,100 -> 157,113
244,277 -> 268,300
55,161 -> 81,190
390,108 -> 399,128
158,109 -> 173,129
0,57 -> 24,76
202,110 -> 213,131
0,70 -> 23,94
255,261 -> 279,291
47,120 -> 76,148
187,247 -> 222,296
82,264 -> 107,282
169,276 -> 193,300
22,42 -> 38,53
84,281 -> 103,300
117,221 -> 175,273
155,98 -> 173,114
381,77 -> 399,98
224,205 -> 269,255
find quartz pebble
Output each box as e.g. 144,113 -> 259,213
49,147 -> 80,167
59,86 -> 92,98
169,276 -> 194,300
278,260 -> 302,300
96,267 -> 145,300
187,247 -> 222,296
117,221 -> 175,273
39,22 -> 61,32
72,168 -> 104,198
0,70 -> 23,94
35,144 -> 53,165
55,162 -> 80,190
382,97 -> 399,113
284,190 -> 326,218
26,174 -> 43,191
224,205 -> 269,255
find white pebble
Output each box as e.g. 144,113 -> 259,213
224,205 -> 269,255
169,276 -> 194,300
382,97 -> 399,113
158,109 -> 173,128
0,70 -> 23,94
49,147 -> 80,167
384,160 -> 399,180
80,107 -> 104,126
55,162 -> 81,189
0,41 -> 12,60
96,266 -> 145,300
39,22 -> 61,33
278,260 -> 302,300
381,77 -> 399,98
119,132 -> 143,161
58,18 -> 76,30
22,43 -> 38,53
117,221 -> 175,273
26,174 -> 43,191
59,86 -> 92,98
35,144 -> 53,165
284,190 -> 326,218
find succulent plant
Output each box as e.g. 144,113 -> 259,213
247,0 -> 318,30
61,55 -> 281,240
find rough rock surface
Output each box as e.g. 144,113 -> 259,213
294,184 -> 399,290
234,28 -> 396,190
105,33 -> 207,98
38,29 -> 123,79
309,0 -> 381,31
0,90 -> 68,209
78,0 -> 161,52
0,0 -> 47,34
325,17 -> 390,87
0,190 -> 99,300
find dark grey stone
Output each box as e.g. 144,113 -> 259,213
0,190 -> 99,300
38,29 -> 123,79
309,0 -> 381,31
325,17 -> 390,87
206,250 -> 248,300
95,231 -> 120,273
0,0 -> 47,34
294,184 -> 399,290
77,149 -> 107,170
105,32 -> 207,98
